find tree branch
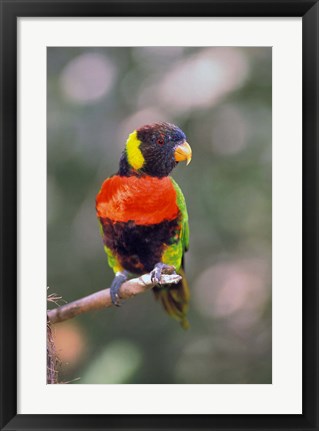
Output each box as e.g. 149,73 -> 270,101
47,267 -> 181,325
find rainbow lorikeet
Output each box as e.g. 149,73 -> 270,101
96,122 -> 192,328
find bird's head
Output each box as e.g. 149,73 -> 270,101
119,122 -> 192,177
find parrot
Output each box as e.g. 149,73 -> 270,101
96,122 -> 192,329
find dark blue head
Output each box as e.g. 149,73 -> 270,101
119,122 -> 191,178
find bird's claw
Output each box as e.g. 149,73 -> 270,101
110,271 -> 128,306
151,263 -> 176,285
111,291 -> 121,307
151,267 -> 162,284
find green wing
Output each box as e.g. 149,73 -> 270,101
161,177 -> 189,270
98,220 -> 122,274
171,177 -> 189,252
158,177 -> 190,329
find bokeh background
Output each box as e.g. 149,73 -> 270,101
47,47 -> 272,384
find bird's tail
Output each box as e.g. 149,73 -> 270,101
153,267 -> 190,329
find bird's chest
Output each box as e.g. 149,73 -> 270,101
102,216 -> 180,273
96,175 -> 179,225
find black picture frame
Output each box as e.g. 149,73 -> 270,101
1,1 -> 318,430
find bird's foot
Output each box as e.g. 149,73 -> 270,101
151,263 -> 176,285
110,271 -> 129,306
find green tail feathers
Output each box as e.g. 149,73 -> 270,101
153,268 -> 190,329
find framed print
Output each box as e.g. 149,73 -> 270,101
0,1 -> 318,430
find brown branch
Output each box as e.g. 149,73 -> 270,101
47,267 -> 181,325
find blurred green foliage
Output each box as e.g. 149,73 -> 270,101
47,47 -> 271,384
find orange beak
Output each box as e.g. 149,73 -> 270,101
174,141 -> 192,166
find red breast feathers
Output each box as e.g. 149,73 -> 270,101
96,175 -> 179,225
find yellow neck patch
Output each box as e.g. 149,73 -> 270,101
126,130 -> 145,170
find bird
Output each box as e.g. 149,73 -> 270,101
96,122 -> 191,328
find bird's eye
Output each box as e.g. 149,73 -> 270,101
157,138 -> 164,145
